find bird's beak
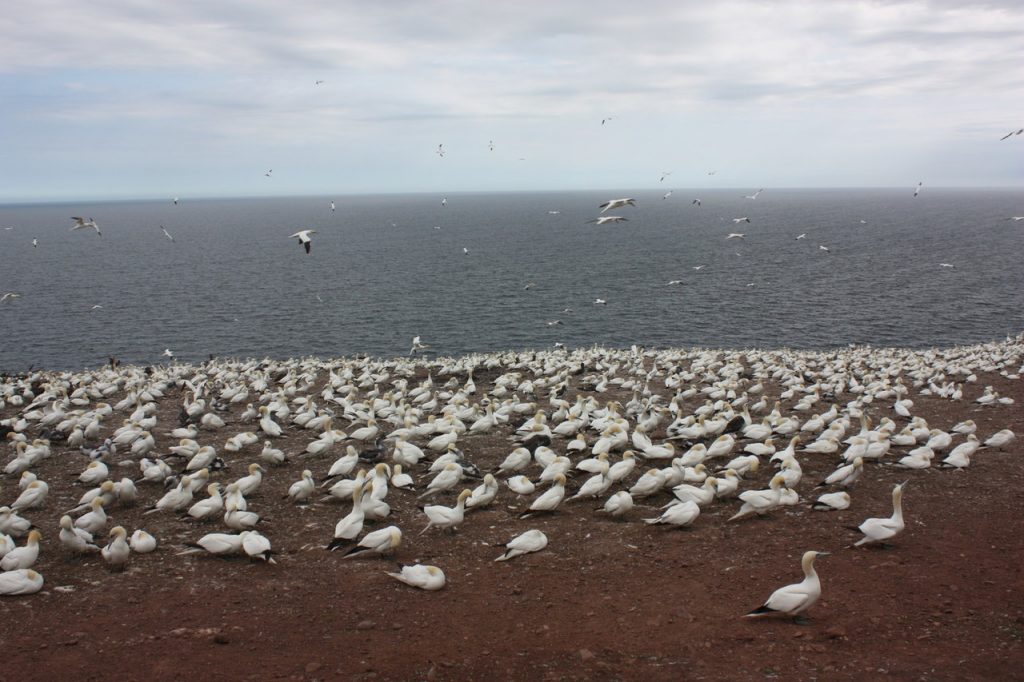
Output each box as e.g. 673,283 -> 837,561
817,551 -> 832,557
900,480 -> 909,488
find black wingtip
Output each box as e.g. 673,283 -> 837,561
304,242 -> 311,254
746,604 -> 776,616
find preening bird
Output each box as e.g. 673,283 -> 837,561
494,529 -> 548,561
386,564 -> 446,590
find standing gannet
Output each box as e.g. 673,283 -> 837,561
187,483 -> 224,521
386,564 -> 446,590
129,529 -> 158,553
0,530 -> 41,570
495,529 -> 548,561
746,551 -> 830,623
234,463 -> 265,496
421,490 -> 472,534
289,230 -> 316,254
854,481 -> 907,547
643,499 -> 701,527
984,429 -> 1015,449
327,486 -> 366,550
0,569 -> 44,596
101,526 -> 130,571
418,462 -> 463,499
520,474 -> 566,518
570,463 -> 612,500
337,525 -> 402,559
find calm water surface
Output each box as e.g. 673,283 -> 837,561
1,188 -> 1022,371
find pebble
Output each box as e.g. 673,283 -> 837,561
355,620 -> 375,631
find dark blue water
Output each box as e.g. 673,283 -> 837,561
1,188 -> 1022,370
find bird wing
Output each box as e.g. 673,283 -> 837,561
764,584 -> 812,614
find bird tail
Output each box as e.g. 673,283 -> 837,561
493,549 -> 515,562
326,538 -> 354,552
745,605 -> 776,617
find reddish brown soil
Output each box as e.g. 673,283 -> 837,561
1,362 -> 1022,681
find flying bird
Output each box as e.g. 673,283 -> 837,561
819,245 -> 831,253
330,201 -> 335,212
662,191 -> 672,200
161,226 -> 174,242
691,199 -> 701,207
588,216 -> 628,225
594,298 -> 607,305
70,217 -> 101,236
410,336 -> 428,354
732,217 -> 751,224
173,197 -> 179,205
796,233 -> 807,240
463,247 -> 469,255
436,144 -> 445,157
290,230 -> 316,254
598,198 -> 636,213
441,197 -> 447,207
939,262 -> 955,268
162,348 -> 174,358
659,171 -> 672,182
0,292 -> 21,303
265,169 -> 273,177
727,233 -> 745,240
315,80 -> 325,85
743,189 -> 764,200
32,238 -> 37,247
999,128 -> 1023,140
489,140 -> 494,151
601,117 -> 613,125
913,182 -> 922,197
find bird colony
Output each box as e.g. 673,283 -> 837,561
0,336 -> 1019,622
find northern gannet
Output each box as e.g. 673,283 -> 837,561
588,216 -> 628,225
11,480 -> 48,512
0,569 -> 44,595
941,435 -> 979,468
289,230 -> 316,254
729,474 -> 787,521
465,474 -> 499,510
421,489 -> 472,534
129,529 -> 157,553
287,470 -> 315,503
520,474 -> 566,517
328,486 -> 366,550
823,457 -> 864,487
0,529 -> 41,570
0,508 -> 31,537
812,491 -> 850,511
507,475 -> 536,495
598,198 -> 636,213
743,188 -> 763,200
101,526 -> 130,571
746,551 -> 829,623
70,216 -> 101,236
59,515 -> 98,554
241,530 -> 275,563
643,499 -> 700,527
161,226 -> 175,242
180,532 -> 245,557
495,529 -> 547,561
853,481 -> 907,547
984,429 -> 1015,449
386,564 -> 446,590
337,525 -> 402,559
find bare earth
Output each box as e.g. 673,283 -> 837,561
1,353 -> 1022,681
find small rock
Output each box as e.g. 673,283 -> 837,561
355,620 -> 375,631
213,633 -> 230,645
825,627 -> 846,639
305,662 -> 322,674
578,648 -> 595,661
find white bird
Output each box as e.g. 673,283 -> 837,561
811,491 -> 851,511
421,489 -> 472,534
161,226 -> 174,242
732,217 -> 751,224
179,532 -> 245,557
495,529 -> 548,561
643,500 -> 700,527
854,481 -> 907,547
386,564 -> 446,590
746,551 -> 830,623
598,489 -> 634,516
588,216 -> 628,225
70,216 -> 101,236
287,470 -> 316,503
0,530 -> 41,571
796,233 -> 806,240
241,530 -> 275,563
941,435 -> 980,468
289,230 -> 316,254
598,198 -> 636,213
727,233 -> 745,240
743,188 -> 764,200
59,515 -> 98,553
507,475 -> 536,495
521,474 -> 566,517
819,245 -> 831,253
465,474 -> 499,510
984,429 -> 1015,449
418,462 -> 463,499
0,569 -> 44,596
101,526 -> 131,571
913,182 -> 922,197
821,457 -> 863,487
729,474 -> 787,521
129,529 -> 158,553
594,298 -> 607,305
338,525 -> 402,559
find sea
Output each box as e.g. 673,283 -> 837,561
1,188 -> 1022,372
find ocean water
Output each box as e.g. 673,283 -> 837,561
1,188 -> 1022,371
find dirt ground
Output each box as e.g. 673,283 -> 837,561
1,353 -> 1022,681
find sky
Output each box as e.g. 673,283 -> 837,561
1,0 -> 1022,202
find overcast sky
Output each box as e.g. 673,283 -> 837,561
1,0 -> 1022,201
